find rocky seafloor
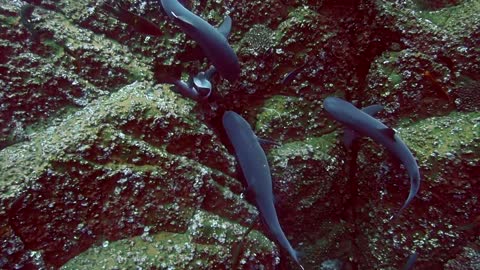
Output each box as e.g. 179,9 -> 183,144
0,0 -> 479,269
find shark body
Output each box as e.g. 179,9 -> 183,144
222,111 -> 304,269
323,97 -> 420,218
160,0 -> 240,81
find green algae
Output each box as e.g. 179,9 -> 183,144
0,14 -> 18,26
61,210 -> 275,270
239,24 -> 276,55
255,95 -> 296,131
271,133 -> 338,162
60,231 -> 195,269
0,82 -> 196,199
42,38 -> 66,57
397,111 -> 480,161
188,210 -> 274,250
370,51 -> 404,96
255,95 -> 329,141
274,5 -> 321,45
415,0 -> 480,36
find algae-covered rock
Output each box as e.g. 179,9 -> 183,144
365,49 -> 455,118
0,0 -> 152,149
1,0 -> 479,269
370,0 -> 480,118
352,111 -> 479,269
61,211 -> 277,270
255,95 -> 331,141
0,82 -> 274,268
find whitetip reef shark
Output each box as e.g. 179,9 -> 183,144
160,0 -> 240,82
402,251 -> 418,270
222,111 -> 304,270
159,66 -> 216,101
323,96 -> 420,219
100,2 -> 163,36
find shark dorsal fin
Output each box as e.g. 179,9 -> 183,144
362,104 -> 384,116
217,15 -> 232,38
380,127 -> 396,140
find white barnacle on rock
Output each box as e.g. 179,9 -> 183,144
102,240 -> 109,248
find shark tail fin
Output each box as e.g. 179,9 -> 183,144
293,249 -> 306,270
390,175 -> 421,221
390,195 -> 412,222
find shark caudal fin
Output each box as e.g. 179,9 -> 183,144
292,249 -> 305,270
390,175 -> 420,221
390,196 -> 412,222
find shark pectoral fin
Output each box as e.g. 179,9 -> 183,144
362,104 -> 384,116
171,11 -> 196,29
257,137 -> 281,147
217,15 -> 232,38
380,127 -> 396,141
343,128 -> 358,149
193,72 -> 211,88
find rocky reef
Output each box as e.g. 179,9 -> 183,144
0,0 -> 479,269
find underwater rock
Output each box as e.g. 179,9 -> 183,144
445,246 -> 480,270
0,1 -> 152,149
368,0 -> 480,119
353,111 -> 479,269
365,49 -> 455,118
61,210 -> 276,270
0,0 -> 479,269
255,95 -> 331,141
0,82 -> 276,268
452,77 -> 480,112
412,0 -> 464,11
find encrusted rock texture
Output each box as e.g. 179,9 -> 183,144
0,0 -> 479,269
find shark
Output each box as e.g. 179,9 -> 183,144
100,2 -> 163,36
191,65 -> 216,98
401,251 -> 418,270
222,111 -> 304,270
323,96 -> 420,219
158,65 -> 216,101
160,0 -> 240,82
